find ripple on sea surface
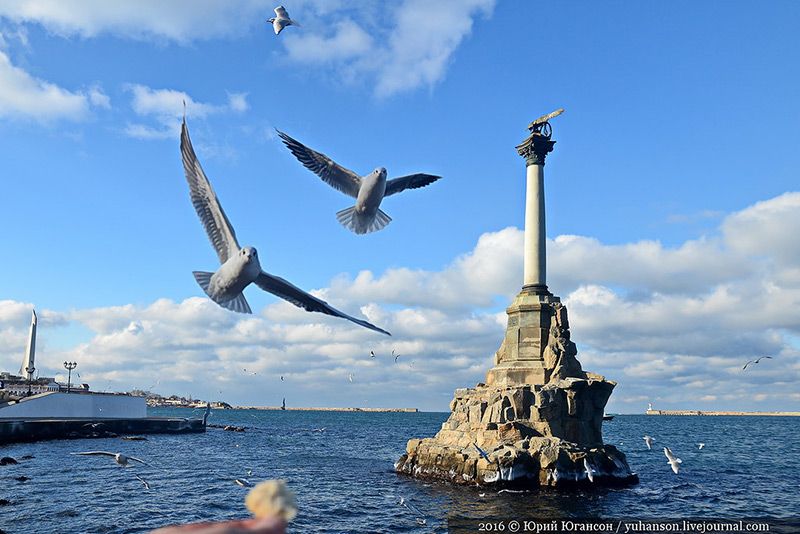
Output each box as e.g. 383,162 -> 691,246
1,411 -> 798,533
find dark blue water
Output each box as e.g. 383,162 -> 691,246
1,411 -> 798,533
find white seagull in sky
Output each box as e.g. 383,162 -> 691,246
643,435 -> 655,450
277,130 -> 441,235
180,118 -> 389,336
72,451 -> 149,468
664,447 -> 682,474
267,6 -> 300,35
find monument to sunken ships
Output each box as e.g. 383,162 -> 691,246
396,111 -> 638,487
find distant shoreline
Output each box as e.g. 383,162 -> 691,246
233,406 -> 418,413
646,409 -> 800,416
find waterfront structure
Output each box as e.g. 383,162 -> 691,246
0,374 -> 62,398
397,112 -> 637,487
0,310 -> 89,400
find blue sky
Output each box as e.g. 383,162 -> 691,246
1,1 -> 799,412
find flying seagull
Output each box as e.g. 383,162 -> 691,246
742,356 -> 772,370
135,474 -> 151,490
663,447 -> 682,474
698,443 -> 705,450
180,118 -> 389,336
643,435 -> 655,450
473,442 -> 491,462
82,422 -> 105,429
370,350 -> 375,358
235,478 -> 252,487
583,457 -> 595,483
72,451 -> 149,468
277,130 -> 441,235
267,6 -> 300,35
348,373 -> 354,383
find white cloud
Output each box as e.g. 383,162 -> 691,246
284,19 -> 372,64
0,48 -> 108,121
124,84 -> 247,139
227,92 -> 249,113
87,84 -> 110,109
281,0 -> 495,97
1,192 -> 799,412
0,1 -> 273,43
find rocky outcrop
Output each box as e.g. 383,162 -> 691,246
396,299 -> 637,488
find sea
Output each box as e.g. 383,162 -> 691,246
1,410 -> 799,533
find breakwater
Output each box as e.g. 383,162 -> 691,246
234,406 -> 418,412
646,410 -> 800,416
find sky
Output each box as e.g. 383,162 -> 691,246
1,0 -> 799,413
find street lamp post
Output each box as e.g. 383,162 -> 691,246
63,361 -> 77,393
25,365 -> 35,397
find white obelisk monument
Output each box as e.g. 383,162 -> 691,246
485,110 -> 563,386
19,309 -> 37,382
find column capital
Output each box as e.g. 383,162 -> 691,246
516,133 -> 556,166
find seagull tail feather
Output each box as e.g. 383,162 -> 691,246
193,271 -> 252,314
370,208 -> 392,233
335,206 -> 392,234
193,271 -> 214,295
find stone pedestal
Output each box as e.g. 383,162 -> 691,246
485,288 -> 558,386
395,301 -> 638,488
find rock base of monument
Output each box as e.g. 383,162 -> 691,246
395,379 -> 638,488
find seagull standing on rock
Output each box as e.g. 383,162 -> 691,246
277,130 -> 441,235
267,6 -> 299,35
180,118 -> 389,335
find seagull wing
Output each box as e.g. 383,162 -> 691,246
73,451 -> 116,457
276,130 -> 362,198
583,458 -> 594,482
135,474 -> 150,490
384,173 -> 441,197
254,271 -> 390,335
128,456 -> 150,466
664,447 -> 680,463
181,119 -> 241,264
274,6 -> 289,17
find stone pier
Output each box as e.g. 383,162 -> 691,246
395,111 -> 637,488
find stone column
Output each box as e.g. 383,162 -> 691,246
520,135 -> 555,294
484,131 -> 556,387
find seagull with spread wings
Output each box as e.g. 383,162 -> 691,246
664,447 -> 682,474
277,130 -> 441,235
267,6 -> 300,35
72,451 -> 149,468
180,118 -> 389,335
742,356 -> 772,370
